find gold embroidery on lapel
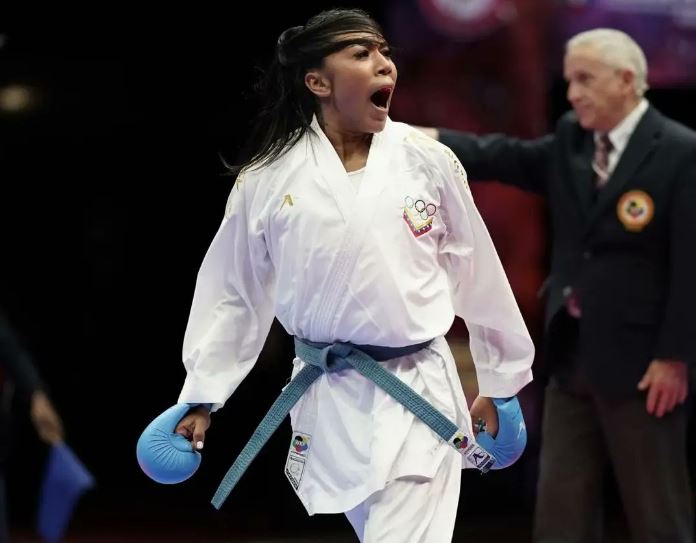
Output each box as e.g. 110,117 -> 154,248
280,194 -> 294,210
617,190 -> 654,232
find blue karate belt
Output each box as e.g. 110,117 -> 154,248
211,338 -> 495,509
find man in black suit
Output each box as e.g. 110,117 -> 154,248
419,28 -> 694,542
0,309 -> 64,541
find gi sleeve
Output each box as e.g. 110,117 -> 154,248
178,169 -> 276,411
434,143 -> 535,397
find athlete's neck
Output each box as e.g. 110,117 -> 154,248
319,117 -> 371,172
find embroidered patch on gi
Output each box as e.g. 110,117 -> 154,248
616,190 -> 654,232
280,193 -> 294,210
285,432 -> 311,490
291,433 -> 310,456
448,428 -> 494,472
403,196 -> 437,237
466,445 -> 495,472
450,432 -> 469,450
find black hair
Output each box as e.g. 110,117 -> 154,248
228,8 -> 385,174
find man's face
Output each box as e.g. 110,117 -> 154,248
564,45 -> 635,132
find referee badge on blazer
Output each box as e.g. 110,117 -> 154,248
403,195 -> 437,237
616,190 -> 654,232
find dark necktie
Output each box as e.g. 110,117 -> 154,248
592,133 -> 613,189
564,133 -> 614,318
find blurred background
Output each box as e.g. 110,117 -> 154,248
1,0 -> 694,541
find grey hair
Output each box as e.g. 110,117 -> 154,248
566,28 -> 648,97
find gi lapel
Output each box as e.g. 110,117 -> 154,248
356,119 -> 392,204
308,118 -> 395,339
308,115 -> 356,223
585,107 -> 662,232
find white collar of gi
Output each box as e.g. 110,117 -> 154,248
308,114 -> 393,152
307,113 -> 394,181
307,114 -> 394,221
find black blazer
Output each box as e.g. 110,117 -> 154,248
440,105 -> 696,397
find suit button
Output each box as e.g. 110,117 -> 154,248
583,250 -> 592,260
562,286 -> 572,297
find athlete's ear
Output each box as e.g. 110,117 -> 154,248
305,70 -> 331,98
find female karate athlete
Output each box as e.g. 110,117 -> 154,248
139,8 -> 534,542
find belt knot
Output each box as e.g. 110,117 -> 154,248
314,342 -> 353,373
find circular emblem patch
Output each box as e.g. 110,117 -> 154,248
452,433 -> 468,450
616,190 -> 654,232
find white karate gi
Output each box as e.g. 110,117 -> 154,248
178,117 -> 534,530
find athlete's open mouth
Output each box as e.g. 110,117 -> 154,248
370,87 -> 392,109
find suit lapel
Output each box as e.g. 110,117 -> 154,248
585,106 -> 663,231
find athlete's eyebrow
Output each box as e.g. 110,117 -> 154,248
344,37 -> 388,48
328,36 -> 389,55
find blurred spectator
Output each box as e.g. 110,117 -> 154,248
1,309 -> 64,541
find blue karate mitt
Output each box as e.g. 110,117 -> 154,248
136,404 -> 201,484
475,396 -> 527,469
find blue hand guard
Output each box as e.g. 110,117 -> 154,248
136,404 -> 201,484
475,396 -> 527,470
